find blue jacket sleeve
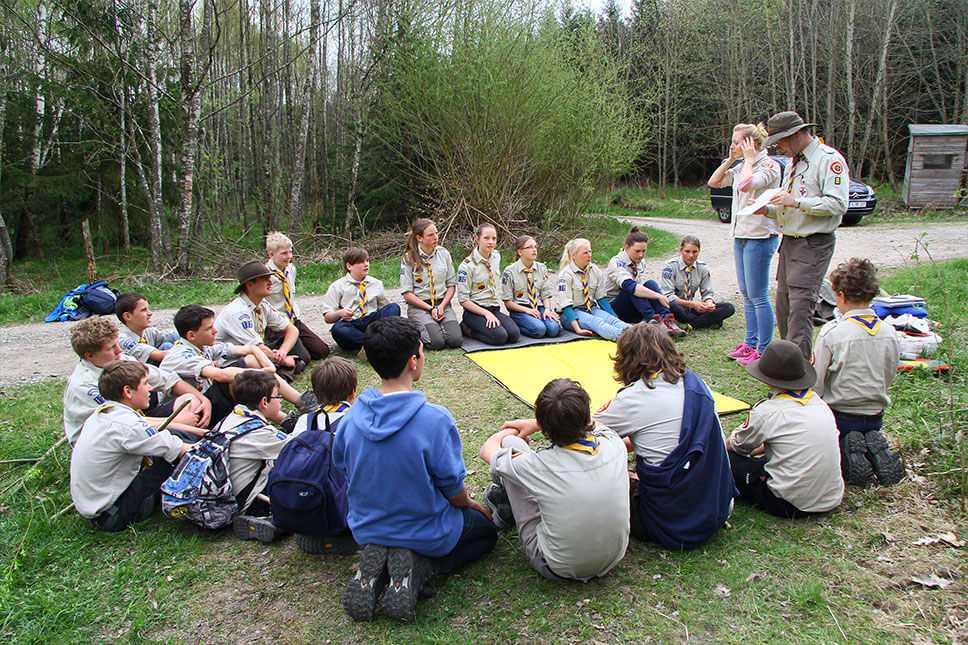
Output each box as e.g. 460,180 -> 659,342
430,419 -> 466,498
560,305 -> 577,327
621,278 -> 638,295
597,298 -> 618,317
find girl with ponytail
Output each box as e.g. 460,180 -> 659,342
399,219 -> 463,350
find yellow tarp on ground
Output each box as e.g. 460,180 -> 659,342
466,339 -> 750,416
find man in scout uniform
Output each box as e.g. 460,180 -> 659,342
322,247 -> 401,352
758,110 -> 849,358
215,260 -> 309,377
265,231 -> 330,360
115,293 -> 177,364
660,235 -> 735,331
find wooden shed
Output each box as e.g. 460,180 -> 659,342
903,124 -> 968,208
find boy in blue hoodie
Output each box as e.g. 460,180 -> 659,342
333,317 -> 497,623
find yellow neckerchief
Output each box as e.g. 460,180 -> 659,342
522,262 -> 539,309
356,280 -> 369,316
233,404 -> 266,421
323,401 -> 352,414
775,388 -> 814,405
242,294 -> 266,335
474,248 -> 497,290
272,265 -> 295,319
622,251 -> 639,280
683,261 -> 694,290
574,263 -> 593,311
138,335 -> 148,344
846,313 -> 882,336
418,247 -> 437,307
95,402 -> 115,414
562,432 -> 599,455
172,337 -> 202,356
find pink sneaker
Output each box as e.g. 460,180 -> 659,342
736,349 -> 761,367
728,343 -> 754,360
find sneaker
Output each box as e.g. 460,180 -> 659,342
865,431 -> 905,485
299,390 -> 320,413
378,548 -> 433,622
297,532 -> 359,556
662,314 -> 688,338
736,348 -> 761,366
483,483 -> 515,530
728,343 -> 754,360
649,314 -> 666,329
342,544 -> 389,622
233,515 -> 281,543
357,347 -> 367,362
841,431 -> 875,485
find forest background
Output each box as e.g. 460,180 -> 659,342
0,0 -> 966,283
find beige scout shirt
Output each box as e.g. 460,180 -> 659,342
720,151 -> 782,239
159,338 -> 239,393
660,257 -> 717,303
500,259 -> 555,308
70,402 -> 184,518
813,308 -> 899,416
730,392 -> 844,513
400,247 -> 457,305
220,406 -> 290,512
557,261 -> 608,311
321,274 -> 389,320
215,294 -> 290,346
457,249 -> 502,307
63,355 -> 181,445
767,138 -> 849,236
119,325 -> 169,364
605,250 -> 649,300
266,259 -> 301,320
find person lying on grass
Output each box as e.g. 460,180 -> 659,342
64,317 -> 210,446
333,317 -> 497,623
479,378 -> 629,582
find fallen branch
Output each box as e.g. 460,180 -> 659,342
0,435 -> 69,498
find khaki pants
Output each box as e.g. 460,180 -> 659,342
776,233 -> 836,358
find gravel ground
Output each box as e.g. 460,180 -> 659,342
2,217 -> 965,388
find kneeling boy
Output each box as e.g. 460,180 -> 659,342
333,317 -> 496,622
322,247 -> 400,353
480,378 -> 629,582
70,361 -> 189,531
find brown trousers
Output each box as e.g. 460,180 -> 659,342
293,318 -> 330,360
776,232 -> 836,358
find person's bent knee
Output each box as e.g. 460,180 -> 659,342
384,303 -> 402,317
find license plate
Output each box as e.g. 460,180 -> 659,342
848,200 -> 866,208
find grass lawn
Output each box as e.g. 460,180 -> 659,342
0,216 -> 676,327
0,259 -> 964,641
585,183 -> 967,226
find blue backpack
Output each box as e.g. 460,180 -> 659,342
45,280 -> 119,322
267,410 -> 349,536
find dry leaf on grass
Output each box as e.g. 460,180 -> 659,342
913,532 -> 965,548
713,584 -> 731,598
746,572 -> 768,583
910,573 -> 953,589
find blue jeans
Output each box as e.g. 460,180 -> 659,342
510,306 -> 561,338
574,307 -> 629,341
610,280 -> 670,323
428,508 -> 498,576
331,303 -> 401,351
832,410 -> 883,438
734,236 -> 779,352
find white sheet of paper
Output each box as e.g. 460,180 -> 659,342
738,188 -> 781,217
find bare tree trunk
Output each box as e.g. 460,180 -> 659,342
22,3 -> 48,259
824,0 -> 837,141
0,35 -> 11,284
174,0 -> 205,273
856,0 -> 896,179
81,219 -> 96,283
145,0 -> 165,271
844,0 -> 856,161
881,72 -> 897,190
288,0 -> 320,232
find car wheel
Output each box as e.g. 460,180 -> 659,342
717,208 -> 732,224
841,213 -> 863,226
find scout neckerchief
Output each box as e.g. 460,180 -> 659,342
576,266 -> 593,311
775,388 -> 814,405
233,404 -> 265,421
785,153 -> 807,194
562,432 -> 599,455
478,250 -> 497,291
323,401 -> 351,414
419,248 -> 437,307
522,264 -> 539,309
244,295 -> 267,336
356,280 -> 369,317
626,252 -> 638,280
137,334 -> 148,344
273,268 -> 295,319
847,314 -> 882,336
683,262 -> 694,296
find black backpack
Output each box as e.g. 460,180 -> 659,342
267,411 -> 349,536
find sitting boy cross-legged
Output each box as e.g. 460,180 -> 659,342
480,378 -> 630,582
333,317 -> 497,622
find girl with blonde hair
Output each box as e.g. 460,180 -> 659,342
555,238 -> 629,341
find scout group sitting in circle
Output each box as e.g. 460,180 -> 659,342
66,113 -> 904,623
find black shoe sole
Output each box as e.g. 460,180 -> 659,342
233,515 -> 279,543
379,548 -> 431,622
342,544 -> 388,622
865,431 -> 904,486
484,484 -> 515,530
842,431 -> 875,485
297,533 -> 359,556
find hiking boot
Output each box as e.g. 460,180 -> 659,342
297,532 -> 359,556
841,431 -> 875,485
662,314 -> 688,338
357,347 -> 367,362
865,431 -> 905,485
378,548 -> 433,622
233,515 -> 282,543
299,390 -> 320,413
342,544 -> 389,622
483,483 -> 515,530
728,343 -> 754,359
736,348 -> 761,367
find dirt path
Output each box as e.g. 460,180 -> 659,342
1,218 -> 965,388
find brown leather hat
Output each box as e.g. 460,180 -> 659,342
744,339 -> 817,390
235,260 -> 273,294
764,111 -> 816,147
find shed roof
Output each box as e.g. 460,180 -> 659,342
908,124 -> 968,137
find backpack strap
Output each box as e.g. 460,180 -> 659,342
223,417 -> 268,443
307,409 -> 334,435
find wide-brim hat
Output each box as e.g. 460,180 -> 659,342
235,260 -> 273,294
744,339 -> 817,390
764,111 -> 816,147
